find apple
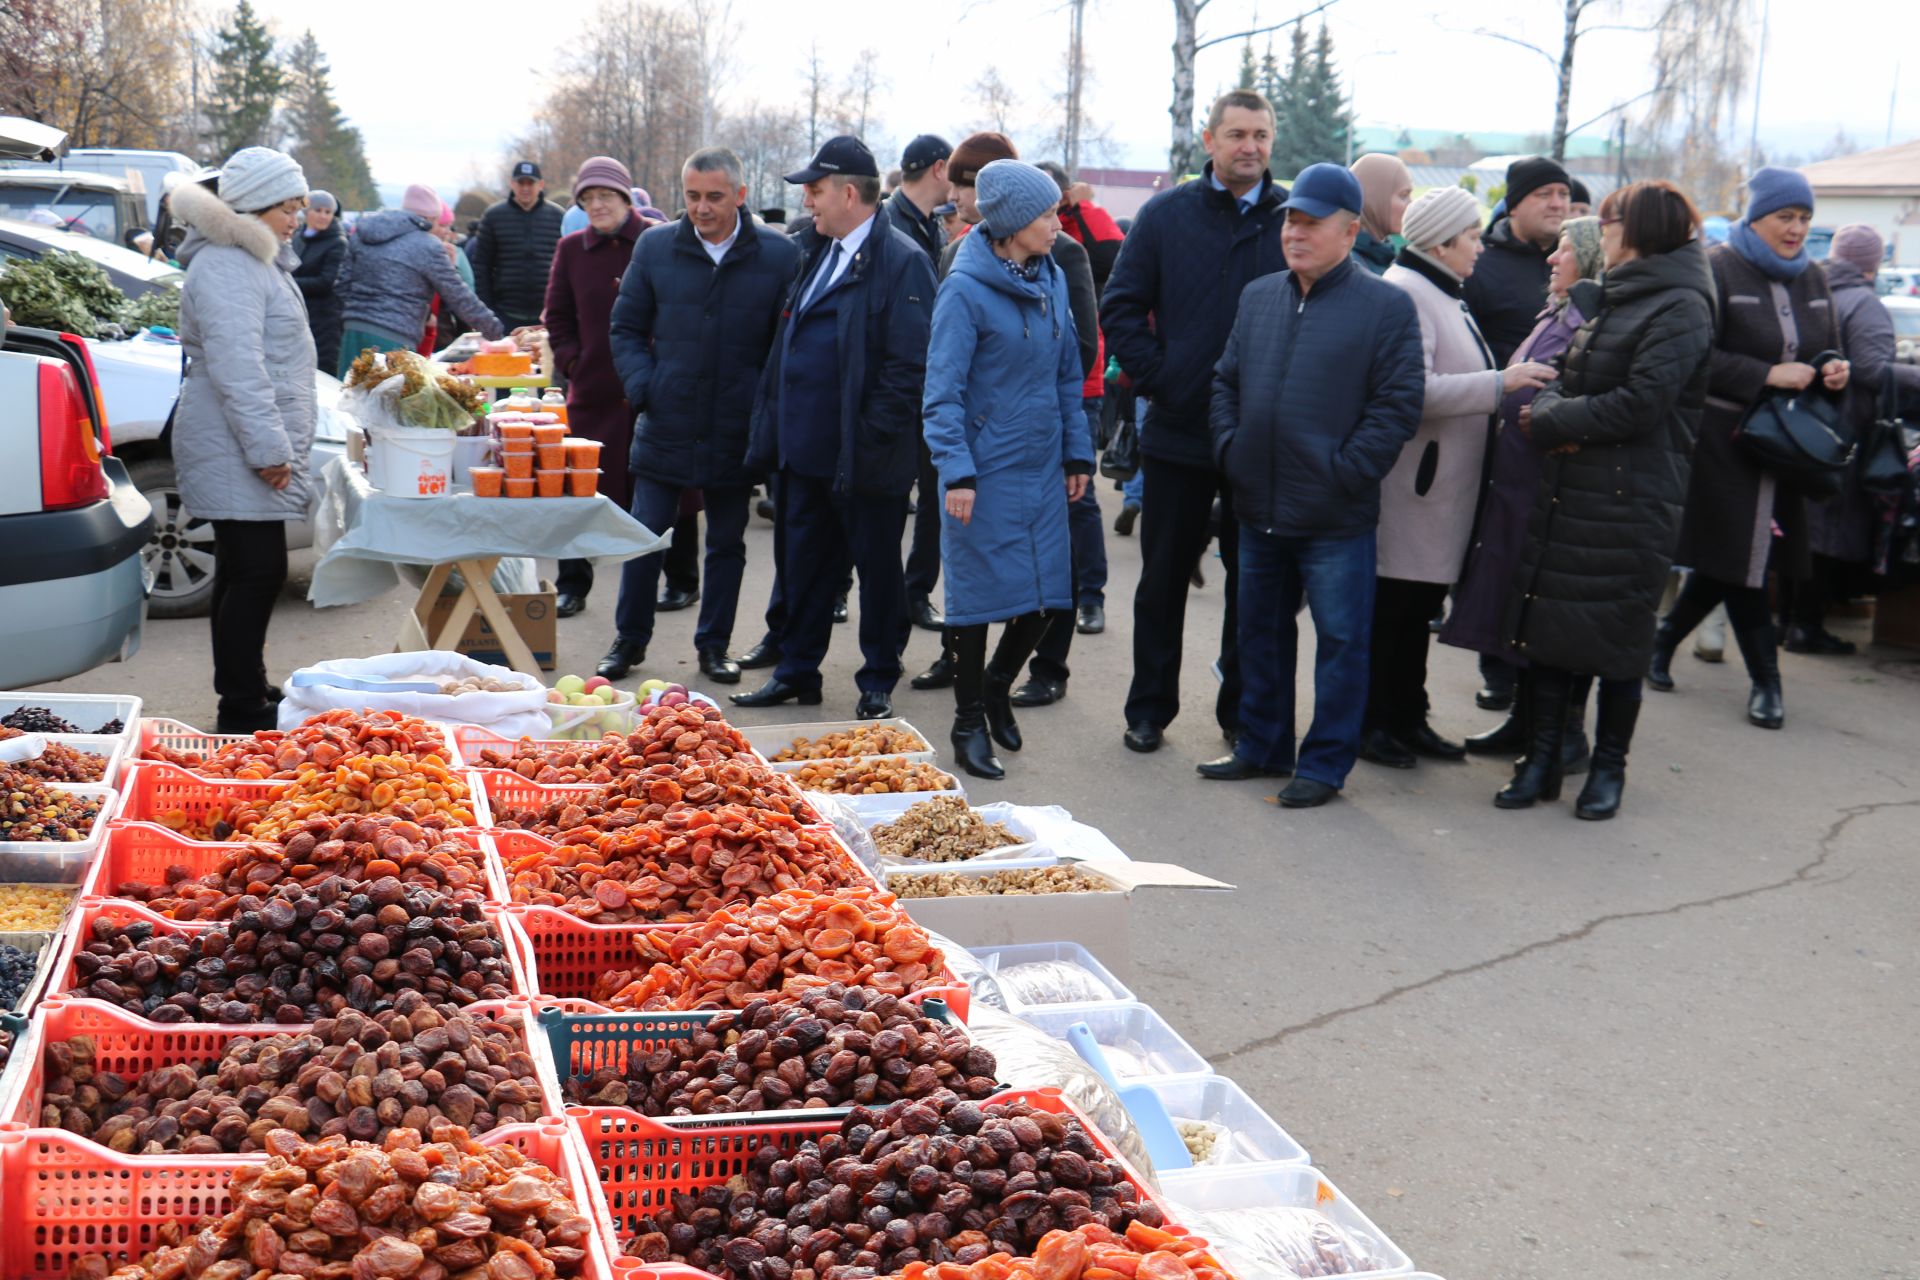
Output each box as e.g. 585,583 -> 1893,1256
595,687 -> 618,704
555,674 -> 586,696
546,689 -> 566,704
583,676 -> 611,694
662,691 -> 687,706
638,678 -> 668,695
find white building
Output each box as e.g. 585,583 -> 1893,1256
1801,140 -> 1920,263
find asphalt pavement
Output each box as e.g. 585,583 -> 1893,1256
30,500 -> 1920,1280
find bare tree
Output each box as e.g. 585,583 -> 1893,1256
719,99 -> 810,211
1469,0 -> 1652,161
834,48 -> 888,147
801,43 -> 833,153
2,0 -> 200,155
972,67 -> 1019,136
686,0 -> 734,142
1165,0 -> 1343,179
1640,0 -> 1752,210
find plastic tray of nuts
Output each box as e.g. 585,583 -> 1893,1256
134,715 -> 468,770
0,784 -> 115,885
568,1086 -> 1177,1276
0,1120 -> 616,1280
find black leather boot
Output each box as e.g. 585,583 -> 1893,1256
984,674 -> 1021,752
1495,666 -> 1571,809
1733,620 -> 1785,729
1466,669 -> 1529,755
951,704 -> 1004,779
1575,687 -> 1640,820
1647,619 -> 1681,691
1561,674 -> 1592,776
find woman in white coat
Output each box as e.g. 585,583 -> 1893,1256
1363,186 -> 1557,768
169,148 -> 315,733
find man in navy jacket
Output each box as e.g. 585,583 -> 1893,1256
1203,163 -> 1425,808
734,136 -> 937,719
1100,90 -> 1287,755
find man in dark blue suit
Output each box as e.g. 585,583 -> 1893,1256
734,136 -> 937,719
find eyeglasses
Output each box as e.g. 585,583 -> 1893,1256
1600,216 -> 1622,227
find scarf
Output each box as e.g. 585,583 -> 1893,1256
1351,153 -> 1412,244
997,252 -> 1043,283
1396,244 -> 1463,297
1550,216 -> 1605,313
1729,218 -> 1809,281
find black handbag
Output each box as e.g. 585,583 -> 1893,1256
1734,349 -> 1852,499
1860,365 -> 1914,497
1099,413 -> 1138,481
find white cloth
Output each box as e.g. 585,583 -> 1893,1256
700,221 -> 740,264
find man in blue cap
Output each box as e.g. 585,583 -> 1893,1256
734,135 -> 937,719
1204,162 -> 1426,808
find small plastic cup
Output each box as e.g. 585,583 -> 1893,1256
566,468 -> 601,497
504,476 -> 535,498
498,422 -> 535,443
533,423 -> 566,446
564,437 -> 601,468
536,442 -> 568,470
502,451 -> 534,480
535,468 -> 566,497
470,466 -> 504,497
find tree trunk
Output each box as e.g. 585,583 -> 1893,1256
1169,0 -> 1199,179
1551,0 -> 1581,159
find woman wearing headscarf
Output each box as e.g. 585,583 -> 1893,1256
922,160 -> 1094,780
333,182 -> 502,375
168,148 -> 316,732
1364,187 -> 1558,768
1651,167 -> 1850,729
1500,181 -> 1715,817
291,190 -> 344,371
1350,154 -> 1413,275
1443,216 -> 1606,755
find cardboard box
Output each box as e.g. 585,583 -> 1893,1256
891,861 -> 1232,983
1873,585 -> 1920,650
424,579 -> 558,670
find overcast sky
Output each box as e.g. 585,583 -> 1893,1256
253,0 -> 1916,199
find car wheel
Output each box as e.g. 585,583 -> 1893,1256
128,456 -> 216,619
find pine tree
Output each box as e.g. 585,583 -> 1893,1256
202,0 -> 283,158
282,31 -> 378,208
1236,41 -> 1256,91
1269,23 -> 1352,180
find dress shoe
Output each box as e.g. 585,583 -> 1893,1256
1197,754 -> 1291,781
1784,626 -> 1856,655
1401,723 -> 1466,760
729,678 -> 822,708
755,496 -> 776,521
737,639 -> 782,669
556,592 -> 587,618
1474,684 -> 1514,712
911,652 -> 956,690
1358,728 -> 1416,769
1277,777 -> 1337,808
1010,676 -> 1064,706
855,690 -> 893,719
833,594 -> 849,624
909,595 -> 945,631
215,704 -> 277,735
1122,722 -> 1163,753
698,650 -> 741,684
596,638 -> 646,680
1075,603 -> 1105,634
983,675 -> 1021,752
657,585 -> 699,612
1114,502 -> 1139,536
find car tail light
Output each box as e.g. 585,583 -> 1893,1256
59,331 -> 113,452
39,359 -> 109,510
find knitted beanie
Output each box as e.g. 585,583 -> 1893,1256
573,155 -> 634,204
1400,186 -> 1483,250
307,190 -> 338,213
401,183 -> 441,222
949,132 -> 1018,184
1504,155 -> 1571,210
217,147 -> 306,213
977,160 -> 1063,239
1746,166 -> 1815,222
1829,223 -> 1884,275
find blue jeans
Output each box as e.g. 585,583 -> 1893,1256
1235,525 -> 1376,788
1122,468 -> 1143,505
614,477 -> 750,654
1073,400 -> 1108,606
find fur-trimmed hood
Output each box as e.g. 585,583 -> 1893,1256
171,180 -> 288,267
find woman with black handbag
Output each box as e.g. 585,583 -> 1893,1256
1652,167 -> 1850,729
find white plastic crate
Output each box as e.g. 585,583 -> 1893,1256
0,693 -> 140,752
968,939 -> 1134,1010
1014,1000 -> 1211,1080
1157,1164 -> 1414,1277
0,784 -> 113,884
745,717 -> 936,766
25,736 -> 128,790
851,795 -> 1050,865
1138,1072 -> 1310,1167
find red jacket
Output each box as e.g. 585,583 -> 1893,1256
1057,200 -> 1124,400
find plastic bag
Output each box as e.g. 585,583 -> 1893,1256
279,651 -> 551,738
922,928 -> 1007,1013
994,958 -> 1120,1006
961,1003 -> 1157,1186
398,376 -> 476,430
806,792 -> 885,879
1171,1116 -> 1233,1167
1166,1204 -> 1385,1278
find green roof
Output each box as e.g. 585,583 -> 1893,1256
1351,126 -> 1615,160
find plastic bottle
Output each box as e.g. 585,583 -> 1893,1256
541,388 -> 569,424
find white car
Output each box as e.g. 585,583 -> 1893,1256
1886,297 -> 1920,365
1876,267 -> 1920,299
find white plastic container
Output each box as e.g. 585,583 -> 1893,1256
817,783 -> 965,825
451,434 -> 494,484
1014,1001 -> 1211,1080
853,795 -> 1048,864
1138,1073 -> 1310,1167
0,693 -> 140,752
0,784 -> 114,884
23,735 -> 128,790
1156,1164 -> 1414,1277
747,717 -> 936,768
368,425 -> 456,498
543,690 -> 637,741
969,939 -> 1134,1010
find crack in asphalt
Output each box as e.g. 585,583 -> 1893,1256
1209,798 -> 1920,1065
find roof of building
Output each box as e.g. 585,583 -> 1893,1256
1075,167 -> 1169,190
1350,125 -> 1616,161
1801,139 -> 1920,195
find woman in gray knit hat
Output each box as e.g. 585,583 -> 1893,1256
168,147 -> 315,732
921,159 -> 1096,779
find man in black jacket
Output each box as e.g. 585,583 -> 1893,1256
1205,164 -> 1426,808
469,161 -> 566,331
733,136 -> 936,719
1101,90 -> 1286,754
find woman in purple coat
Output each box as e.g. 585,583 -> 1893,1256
1440,216 -> 1605,755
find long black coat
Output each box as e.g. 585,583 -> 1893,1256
291,222 -> 345,373
469,196 -> 566,329
1674,244 -> 1841,587
1508,241 -> 1716,680
609,211 -> 801,490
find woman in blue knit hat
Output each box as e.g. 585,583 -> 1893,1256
1652,165 -> 1850,731
921,159 -> 1096,779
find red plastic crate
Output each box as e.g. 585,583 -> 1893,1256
111,760 -> 494,835
134,715 -> 467,771
84,820 -> 508,904
47,896 -> 533,1023
2,996 -> 564,1151
0,1120 -> 613,1280
493,824 -> 882,911
569,1088 -> 1174,1276
481,770 -> 822,827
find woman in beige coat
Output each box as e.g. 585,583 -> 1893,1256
1363,186 -> 1556,768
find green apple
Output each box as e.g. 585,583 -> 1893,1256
555,674 -> 586,696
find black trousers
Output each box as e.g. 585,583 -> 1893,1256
210,519 -> 288,714
1365,577 -> 1451,735
1124,454 -> 1239,733
560,508 -> 698,599
903,437 -> 942,600
1666,573 -> 1771,636
770,470 -> 910,693
952,611 -> 1054,707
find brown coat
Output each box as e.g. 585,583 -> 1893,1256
1674,244 -> 1840,587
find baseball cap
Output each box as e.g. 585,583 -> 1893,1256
1280,163 -> 1363,219
901,135 -> 953,174
511,161 -> 542,181
784,136 -> 879,184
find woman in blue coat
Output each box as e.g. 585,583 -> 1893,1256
922,160 -> 1095,779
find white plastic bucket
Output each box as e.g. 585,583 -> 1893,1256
369,425 -> 456,498
450,435 -> 494,485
